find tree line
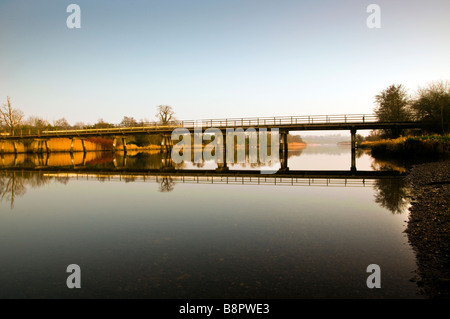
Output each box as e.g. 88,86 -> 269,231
0,103 -> 176,134
373,80 -> 450,138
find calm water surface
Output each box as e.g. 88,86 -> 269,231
0,145 -> 421,298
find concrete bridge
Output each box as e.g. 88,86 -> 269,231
0,114 -> 420,139
0,114 -> 422,170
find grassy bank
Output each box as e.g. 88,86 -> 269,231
360,135 -> 450,159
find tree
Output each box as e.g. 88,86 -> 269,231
121,116 -> 138,127
94,118 -> 112,129
26,116 -> 49,129
53,117 -> 71,130
73,122 -> 86,129
155,105 -> 176,125
411,80 -> 450,134
0,96 -> 24,133
374,84 -> 413,138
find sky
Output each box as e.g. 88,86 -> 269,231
1,0 -> 449,126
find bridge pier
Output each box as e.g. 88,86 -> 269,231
350,128 -> 357,172
12,141 -> 17,154
70,138 -> 75,154
68,138 -> 87,154
34,139 -> 50,154
279,131 -> 289,172
112,137 -> 117,153
112,136 -> 127,153
80,138 -> 86,154
216,131 -> 229,171
122,137 -> 127,155
160,134 -> 173,153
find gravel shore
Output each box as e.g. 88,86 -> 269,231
405,160 -> 450,298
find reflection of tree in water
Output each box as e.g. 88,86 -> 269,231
158,177 -> 175,192
0,171 -> 67,209
123,176 -> 137,183
55,176 -> 70,185
0,172 -> 27,209
373,178 -> 411,214
370,157 -> 412,214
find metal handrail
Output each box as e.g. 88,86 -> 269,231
1,114 -> 413,138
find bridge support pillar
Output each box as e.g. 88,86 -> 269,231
80,138 -> 86,154
279,131 -> 289,172
350,129 -> 357,172
34,139 -> 49,154
122,137 -> 127,155
112,137 -> 117,153
216,131 -> 229,171
70,138 -> 75,154
34,140 -> 40,154
44,140 -> 50,154
160,134 -> 173,153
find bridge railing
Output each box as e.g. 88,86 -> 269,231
1,114 -> 381,138
174,114 -> 379,128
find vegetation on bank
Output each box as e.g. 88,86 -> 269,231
360,135 -> 450,158
374,80 -> 449,138
358,79 -> 450,159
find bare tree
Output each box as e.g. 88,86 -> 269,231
26,116 -> 49,129
155,105 -> 176,125
73,122 -> 86,129
0,96 -> 24,133
53,117 -> 71,129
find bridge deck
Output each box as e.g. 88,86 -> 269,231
0,114 -> 422,140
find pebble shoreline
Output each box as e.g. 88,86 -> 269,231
405,160 -> 450,298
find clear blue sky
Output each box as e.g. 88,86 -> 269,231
1,0 -> 449,125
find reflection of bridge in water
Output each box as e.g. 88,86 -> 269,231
2,168 -> 406,188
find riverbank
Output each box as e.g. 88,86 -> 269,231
405,160 -> 450,298
360,135 -> 450,160
0,137 -> 306,154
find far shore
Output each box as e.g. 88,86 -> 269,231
0,138 -> 307,154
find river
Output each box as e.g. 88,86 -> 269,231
0,145 -> 422,298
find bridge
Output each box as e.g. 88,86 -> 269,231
0,114 -> 420,139
0,114 -> 421,171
